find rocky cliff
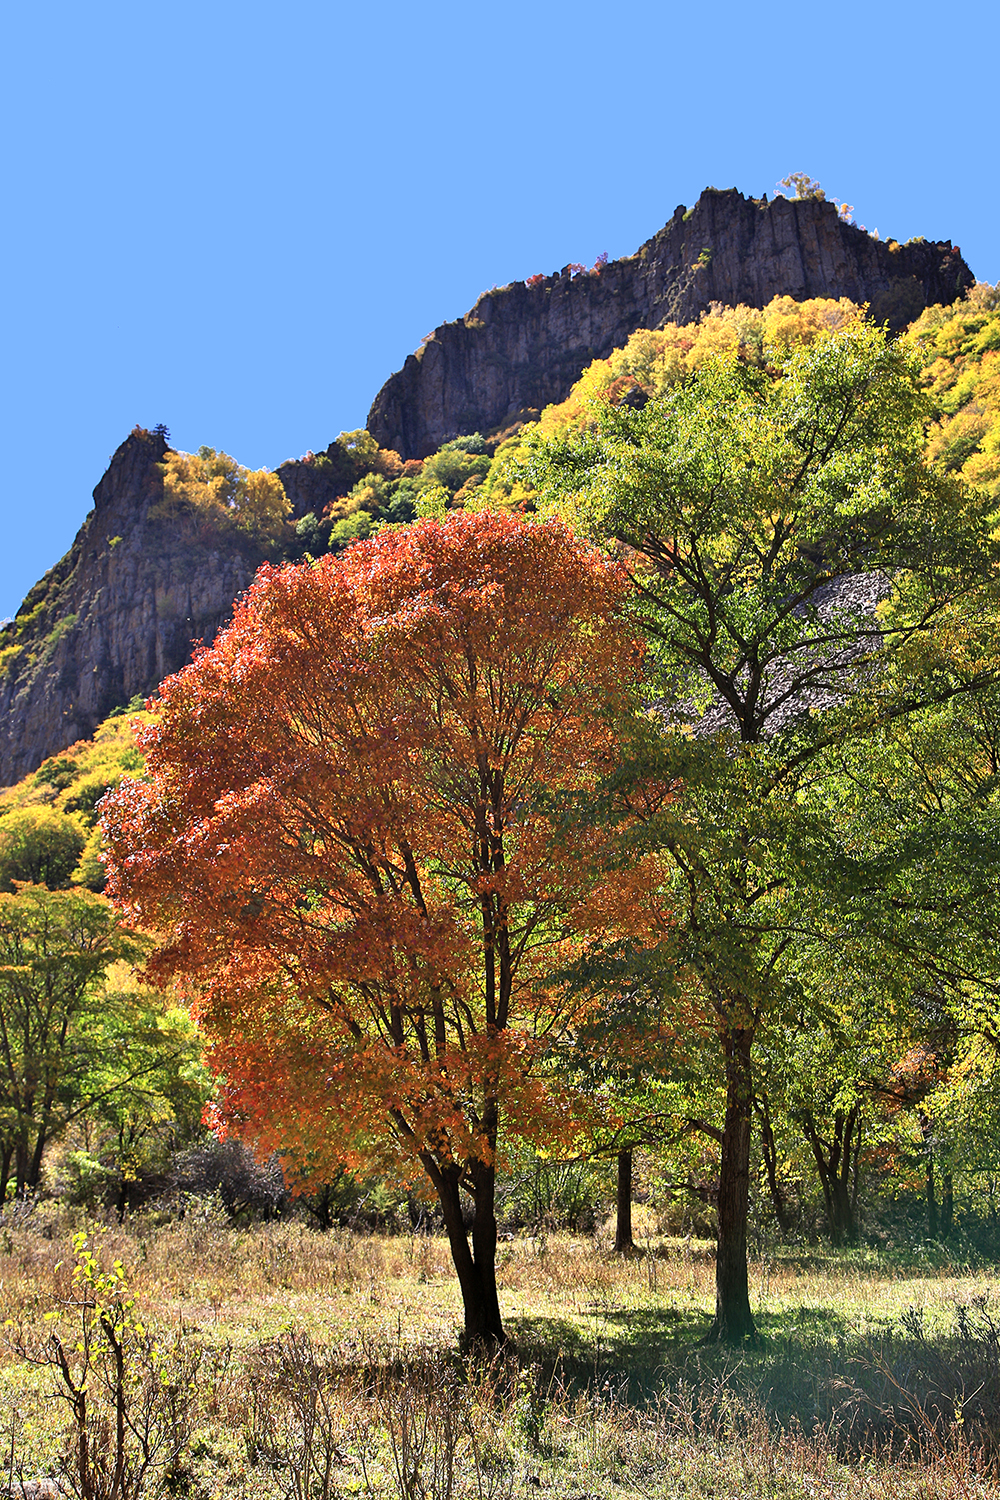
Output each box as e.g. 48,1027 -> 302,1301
368,188 -> 975,458
0,431 -> 263,786
0,189 -> 977,787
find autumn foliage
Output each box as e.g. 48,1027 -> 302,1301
102,511 -> 646,1343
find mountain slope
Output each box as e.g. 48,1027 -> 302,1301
0,190 -> 980,789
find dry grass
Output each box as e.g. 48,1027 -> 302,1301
0,1208 -> 996,1497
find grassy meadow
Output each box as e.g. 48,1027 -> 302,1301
0,1207 -> 997,1498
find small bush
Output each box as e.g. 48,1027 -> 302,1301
0,807 -> 86,891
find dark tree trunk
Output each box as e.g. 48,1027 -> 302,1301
917,1110 -> 954,1239
14,1136 -> 29,1198
27,1123 -> 48,1193
705,1025 -> 757,1344
800,1103 -> 861,1246
753,1092 -> 793,1235
0,1143 -> 11,1206
614,1149 -> 635,1254
306,1183 -> 336,1232
470,1159 -> 505,1341
428,1158 -> 506,1351
941,1172 -> 953,1237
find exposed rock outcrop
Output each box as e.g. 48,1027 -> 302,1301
0,431 -> 263,786
368,188 -> 974,458
0,189 -> 977,787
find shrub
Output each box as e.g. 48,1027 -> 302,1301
0,807 -> 86,891
328,511 -> 373,550
171,1138 -> 289,1222
420,444 -> 490,495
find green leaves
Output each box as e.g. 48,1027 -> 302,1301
534,322 -> 1000,757
531,315 -> 1000,1303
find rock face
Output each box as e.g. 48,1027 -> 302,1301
0,431 -> 263,787
368,188 -> 975,458
0,188 -> 977,786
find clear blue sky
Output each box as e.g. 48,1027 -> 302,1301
2,0 -> 997,621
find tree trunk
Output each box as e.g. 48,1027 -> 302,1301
27,1123 -> 48,1193
918,1110 -> 943,1239
753,1092 -> 793,1235
614,1149 -> 635,1254
470,1159 -> 505,1342
14,1135 -> 29,1198
800,1103 -> 860,1246
428,1158 -> 506,1351
705,1025 -> 756,1344
941,1172 -> 954,1237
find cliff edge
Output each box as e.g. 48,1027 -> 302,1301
367,188 -> 974,458
0,430 -> 263,786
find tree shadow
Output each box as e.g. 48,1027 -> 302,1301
508,1305 -> 710,1401
506,1297 -> 905,1407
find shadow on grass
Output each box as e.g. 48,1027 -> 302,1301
509,1304 -> 711,1401
506,1294 -> 992,1430
507,1282 -> 1000,1463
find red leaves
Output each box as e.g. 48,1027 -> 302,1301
102,511 -> 645,1185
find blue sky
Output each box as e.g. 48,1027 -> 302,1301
2,0 -> 997,620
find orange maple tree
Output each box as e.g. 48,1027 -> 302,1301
102,511 -> 649,1346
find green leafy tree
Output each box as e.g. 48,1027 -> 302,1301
824,656 -> 1000,1240
65,966 -> 211,1216
755,988 -> 912,1245
420,438 -> 491,497
0,885 -> 147,1196
0,808 -> 86,892
531,321 -> 1000,1340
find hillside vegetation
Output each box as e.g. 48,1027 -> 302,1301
279,287 -> 1000,545
0,705 -> 152,892
3,286 -> 997,706
2,288 -> 999,1252
906,280 -> 1000,500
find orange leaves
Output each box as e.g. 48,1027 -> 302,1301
102,512 -> 645,1189
571,851 -> 676,947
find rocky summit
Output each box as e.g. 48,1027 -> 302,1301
0,431 -> 263,786
367,188 -> 973,459
0,188 -> 978,787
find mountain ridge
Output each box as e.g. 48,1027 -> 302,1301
0,430 -> 266,787
367,188 -> 973,458
0,188 -> 980,787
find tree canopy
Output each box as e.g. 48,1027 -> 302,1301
156,447 -> 290,548
101,510 -> 654,1346
0,884 -> 147,1197
529,320 -> 1000,1340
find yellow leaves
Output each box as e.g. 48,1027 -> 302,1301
761,295 -> 861,357
156,448 -> 290,543
533,297 -> 866,437
159,447 -> 239,515
239,469 -> 291,537
905,292 -> 1000,501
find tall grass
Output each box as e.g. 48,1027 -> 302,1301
0,1214 -> 996,1497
